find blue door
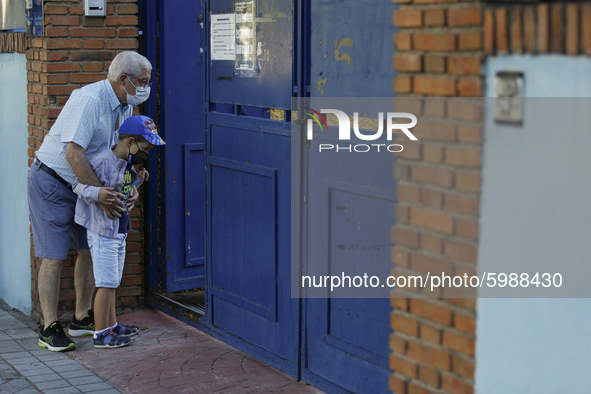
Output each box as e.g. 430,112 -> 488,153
301,141 -> 395,393
300,1 -> 396,392
160,0 -> 207,293
205,0 -> 299,375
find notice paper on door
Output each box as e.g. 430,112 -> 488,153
235,1 -> 256,71
211,14 -> 236,61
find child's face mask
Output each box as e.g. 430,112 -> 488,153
128,141 -> 149,165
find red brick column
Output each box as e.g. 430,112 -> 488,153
26,0 -> 144,324
390,1 -> 483,393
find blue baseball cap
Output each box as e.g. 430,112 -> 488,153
119,115 -> 166,146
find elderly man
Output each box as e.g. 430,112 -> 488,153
27,51 -> 152,351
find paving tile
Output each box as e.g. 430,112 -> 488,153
0,361 -> 20,378
66,374 -> 105,386
0,316 -> 28,330
0,360 -> 13,372
34,378 -> 73,390
58,369 -> 97,379
36,353 -> 71,363
26,372 -> 63,383
11,388 -> 42,394
1,351 -> 30,360
0,341 -> 25,354
48,361 -> 88,374
7,357 -> 40,366
4,329 -> 38,340
44,359 -> 81,368
27,349 -> 51,357
84,389 -> 121,394
17,338 -> 42,351
77,382 -> 118,393
0,377 -> 35,392
11,362 -> 47,372
16,366 -> 55,378
43,386 -> 82,394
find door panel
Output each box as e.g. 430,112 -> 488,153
205,0 -> 296,371
209,0 -> 294,109
300,1 -> 396,390
206,114 -> 297,372
209,156 -> 278,321
161,0 -> 206,292
302,130 -> 395,393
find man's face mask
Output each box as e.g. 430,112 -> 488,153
123,75 -> 151,106
128,141 -> 149,165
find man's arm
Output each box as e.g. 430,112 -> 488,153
65,142 -> 102,187
66,142 -> 125,218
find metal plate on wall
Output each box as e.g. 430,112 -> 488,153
495,71 -> 523,125
1,0 -> 25,31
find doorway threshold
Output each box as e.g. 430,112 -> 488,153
148,290 -> 206,325
163,290 -> 205,315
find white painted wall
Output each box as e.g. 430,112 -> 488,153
0,53 -> 31,313
477,55 -> 591,393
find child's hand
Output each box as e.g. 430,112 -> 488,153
98,187 -> 124,205
138,168 -> 149,182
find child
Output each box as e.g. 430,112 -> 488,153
72,115 -> 165,348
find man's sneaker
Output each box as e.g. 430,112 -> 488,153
38,321 -> 76,352
69,309 -> 95,337
93,330 -> 131,349
112,322 -> 139,337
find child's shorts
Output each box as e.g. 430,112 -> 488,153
87,230 -> 127,288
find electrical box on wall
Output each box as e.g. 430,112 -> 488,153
84,0 -> 106,16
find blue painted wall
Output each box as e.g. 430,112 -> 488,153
477,55 -> 591,393
0,53 -> 31,313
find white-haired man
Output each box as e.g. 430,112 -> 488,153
27,51 -> 152,351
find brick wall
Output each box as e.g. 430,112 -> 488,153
26,0 -> 144,324
391,1 -> 483,393
390,1 -> 591,393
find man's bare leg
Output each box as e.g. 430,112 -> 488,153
74,249 -> 94,321
38,258 -> 64,330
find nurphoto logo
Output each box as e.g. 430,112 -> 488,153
305,109 -> 418,153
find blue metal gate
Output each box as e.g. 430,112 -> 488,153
204,0 -> 299,374
145,0 -> 397,391
299,2 -> 396,392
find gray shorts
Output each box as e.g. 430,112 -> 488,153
27,162 -> 88,260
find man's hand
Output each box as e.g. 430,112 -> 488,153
98,187 -> 124,205
99,187 -> 125,219
126,186 -> 139,214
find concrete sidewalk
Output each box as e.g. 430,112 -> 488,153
0,305 -> 120,394
0,304 -> 324,394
